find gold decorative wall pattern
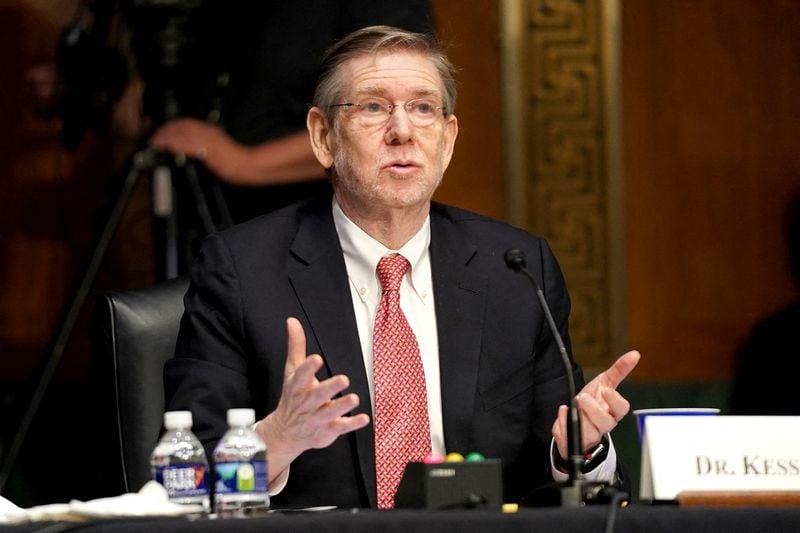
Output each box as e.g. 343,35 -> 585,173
501,0 -> 625,373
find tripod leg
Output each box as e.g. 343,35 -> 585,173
209,179 -> 234,229
183,158 -> 217,235
154,156 -> 217,277
0,149 -> 150,494
151,154 -> 233,280
172,157 -> 234,274
152,164 -> 179,279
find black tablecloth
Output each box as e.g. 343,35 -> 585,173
4,505 -> 800,533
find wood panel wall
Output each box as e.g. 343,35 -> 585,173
0,1 -> 103,384
622,0 -> 800,380
2,1 -> 798,393
0,2 -> 155,386
431,0 -> 504,219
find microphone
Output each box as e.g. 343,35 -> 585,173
505,248 -> 611,506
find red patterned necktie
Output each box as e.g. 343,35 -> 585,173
373,254 -> 431,509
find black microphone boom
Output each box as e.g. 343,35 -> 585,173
505,248 -> 628,508
504,248 -> 586,506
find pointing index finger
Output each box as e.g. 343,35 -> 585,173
285,317 -> 308,375
602,350 -> 641,389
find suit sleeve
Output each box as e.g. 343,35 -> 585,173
537,238 -> 584,390
164,233 -> 253,458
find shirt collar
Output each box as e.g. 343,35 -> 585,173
332,197 -> 431,303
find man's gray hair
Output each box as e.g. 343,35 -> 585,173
313,25 -> 457,124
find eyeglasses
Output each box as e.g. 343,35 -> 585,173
329,97 -> 445,127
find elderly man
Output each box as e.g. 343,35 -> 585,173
165,25 -> 640,509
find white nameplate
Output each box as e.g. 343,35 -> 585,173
640,416 -> 800,500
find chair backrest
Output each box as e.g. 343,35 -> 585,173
96,276 -> 189,493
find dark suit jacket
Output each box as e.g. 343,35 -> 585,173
164,195 -> 584,507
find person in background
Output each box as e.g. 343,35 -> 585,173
730,186 -> 800,415
165,25 -> 640,509
35,1 -> 436,272
148,1 -> 436,223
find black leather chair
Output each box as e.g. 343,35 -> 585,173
95,276 -> 189,492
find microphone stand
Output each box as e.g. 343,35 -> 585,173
504,249 -> 618,507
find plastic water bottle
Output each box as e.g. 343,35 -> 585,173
150,410 -> 210,513
213,408 -> 269,517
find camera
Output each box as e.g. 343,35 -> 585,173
57,0 -> 204,148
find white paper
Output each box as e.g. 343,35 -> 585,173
0,481 -> 203,523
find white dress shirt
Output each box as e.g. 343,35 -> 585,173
333,199 -> 445,456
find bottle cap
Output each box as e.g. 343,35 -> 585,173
164,410 -> 192,429
227,408 -> 256,426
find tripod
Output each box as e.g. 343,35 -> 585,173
0,146 -> 231,494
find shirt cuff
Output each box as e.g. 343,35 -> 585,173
550,436 -> 618,484
269,465 -> 290,496
252,421 -> 291,496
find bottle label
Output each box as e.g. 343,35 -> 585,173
214,460 -> 268,494
155,463 -> 209,498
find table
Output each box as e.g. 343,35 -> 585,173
4,505 -> 800,533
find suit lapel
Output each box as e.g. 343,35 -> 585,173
430,207 -> 487,454
287,203 -> 377,507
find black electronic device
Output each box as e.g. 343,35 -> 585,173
394,460 -> 503,510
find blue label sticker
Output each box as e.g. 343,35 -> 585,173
214,460 -> 268,494
155,463 -> 209,498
